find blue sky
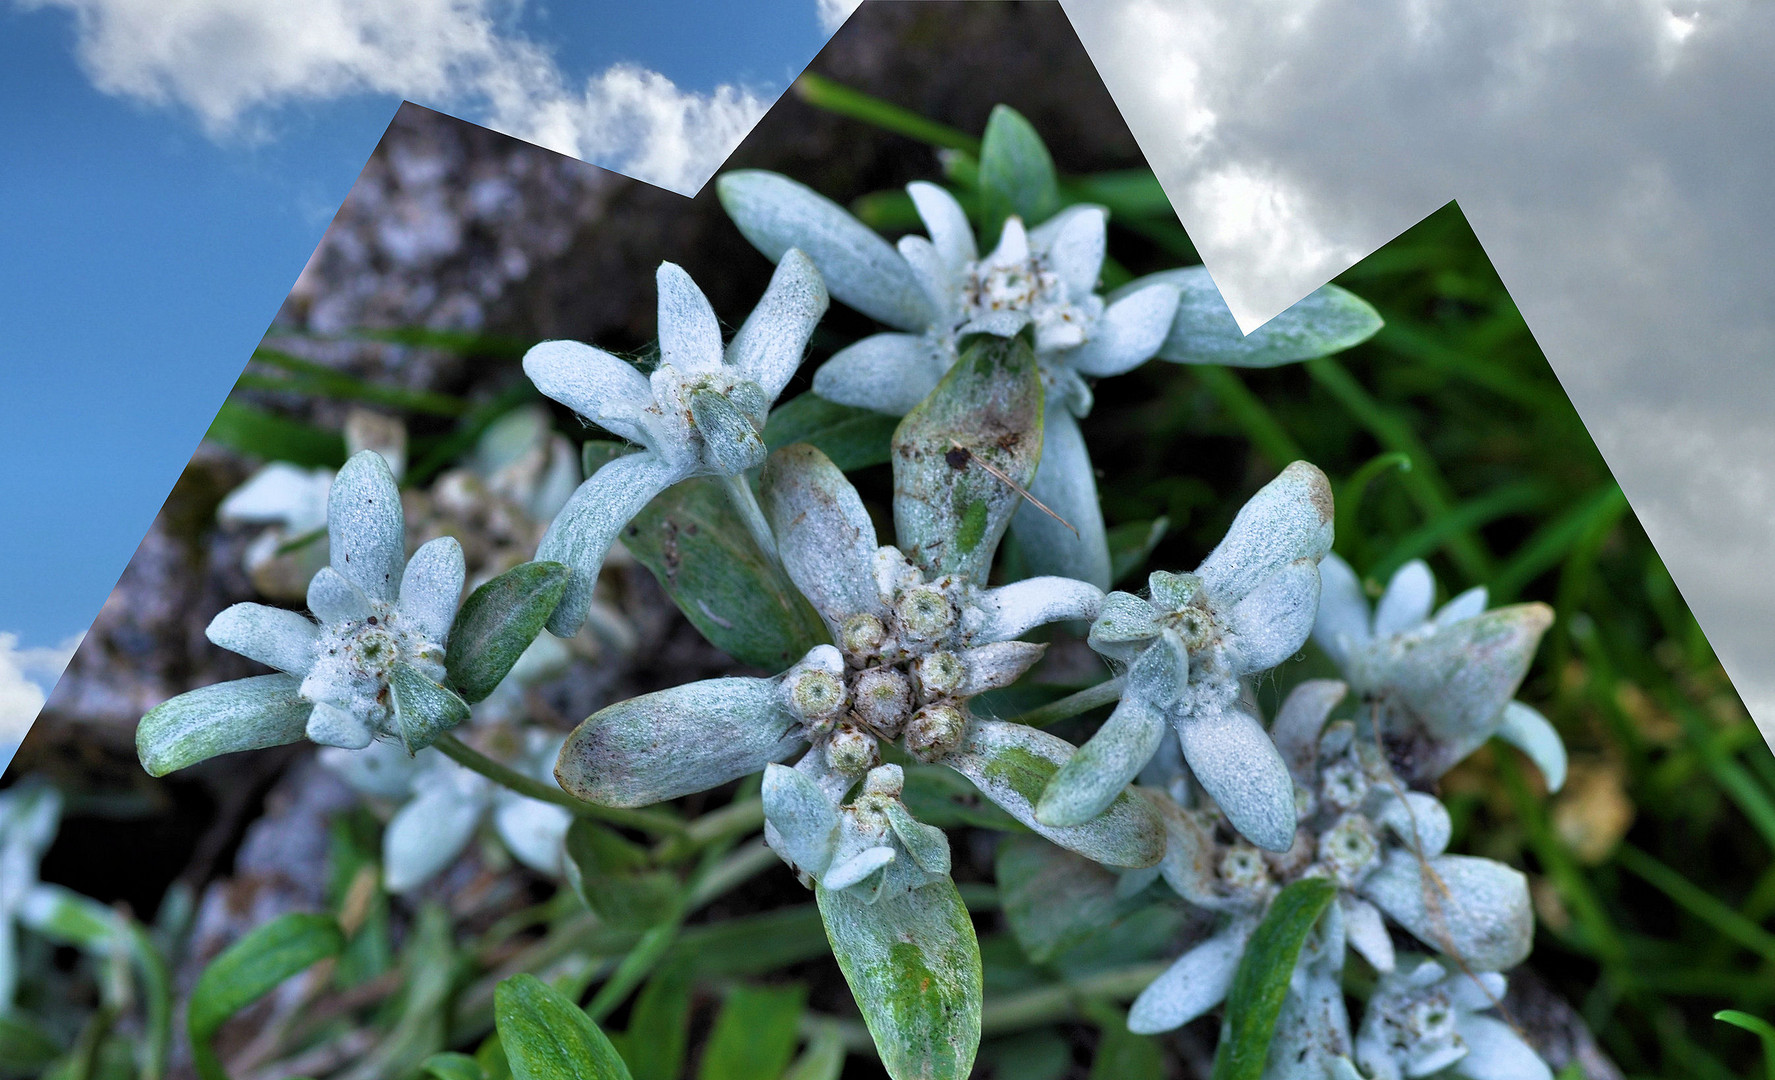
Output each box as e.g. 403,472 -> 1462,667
0,0 -> 844,757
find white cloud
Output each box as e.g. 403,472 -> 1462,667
817,0 -> 863,34
16,0 -> 772,194
0,632 -> 82,776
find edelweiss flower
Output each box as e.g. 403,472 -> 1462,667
523,252 -> 828,634
1126,681 -> 1533,1038
553,441 -> 1163,870
324,728 -> 572,893
1313,555 -> 1562,788
1039,462 -> 1334,851
719,169 -> 1181,590
138,451 -> 470,774
763,763 -> 951,900
1350,958 -> 1552,1080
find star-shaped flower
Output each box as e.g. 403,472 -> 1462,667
522,252 -> 827,634
1038,462 -> 1334,851
138,450 -> 471,773
1351,958 -> 1552,1080
1313,555 -> 1562,788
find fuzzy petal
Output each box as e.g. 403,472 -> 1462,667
206,603 -> 319,676
1495,701 -> 1567,793
1062,282 -> 1180,377
1270,679 -> 1347,786
1373,790 -> 1453,857
655,262 -> 724,375
726,248 -> 829,400
1227,557 -> 1321,674
384,778 -> 487,892
944,719 -> 1165,868
956,641 -> 1047,695
1030,204 -> 1106,302
1435,585 -> 1490,626
1196,461 -> 1335,605
970,576 -> 1104,644
763,761 -> 842,878
717,170 -> 932,331
898,234 -> 959,327
556,676 -> 803,808
1312,553 -> 1371,669
1011,403 -> 1112,588
397,536 -> 465,645
1124,265 -> 1383,367
1374,559 -> 1435,637
1455,1015 -> 1553,1080
306,701 -> 374,750
907,180 -> 977,272
1126,920 -> 1251,1034
136,674 -> 312,776
307,566 -> 371,625
521,340 -> 654,446
1360,852 -> 1533,972
329,450 -> 407,604
492,796 -> 573,877
759,443 -> 885,630
537,451 -> 686,636
1036,695 -> 1167,828
1342,895 -> 1396,974
811,333 -> 951,417
1173,701 -> 1297,852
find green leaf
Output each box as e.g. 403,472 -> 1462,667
817,878 -> 982,1080
898,763 -> 1022,830
1106,517 -> 1169,586
977,104 -> 1061,244
495,974 -> 633,1080
137,674 -> 313,777
389,661 -> 473,753
696,984 -> 807,1080
1121,267 -> 1382,368
445,561 -> 573,703
1209,878 -> 1339,1080
20,883 -> 119,948
0,1014 -> 64,1074
421,1053 -> 487,1080
619,963 -> 693,1080
764,392 -> 900,471
1717,1011 -> 1775,1080
562,819 -> 683,930
188,914 -> 345,1080
623,475 -> 829,670
204,401 -> 346,468
994,836 -> 1129,965
892,333 -> 1043,584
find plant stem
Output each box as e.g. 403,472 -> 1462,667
722,473 -> 783,569
433,734 -> 687,837
655,797 -> 766,862
1012,677 -> 1125,728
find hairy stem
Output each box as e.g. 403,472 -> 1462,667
1012,676 -> 1126,728
433,734 -> 687,837
722,473 -> 783,568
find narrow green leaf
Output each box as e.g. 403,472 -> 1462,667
586,919 -> 684,1024
764,392 -> 900,471
892,333 -> 1043,584
817,878 -> 982,1080
1717,1011 -> 1775,1080
1083,1001 -> 1164,1080
977,104 -> 1061,243
204,401 -> 347,468
1209,878 -> 1338,1080
188,914 -> 345,1080
620,963 -> 693,1080
623,475 -> 829,670
994,836 -> 1129,965
445,561 -> 573,703
495,974 -> 633,1080
421,1052 -> 487,1080
137,674 -> 312,778
696,984 -> 807,1080
389,661 -> 473,753
249,347 -> 469,417
793,72 -> 981,154
783,1019 -> 847,1080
